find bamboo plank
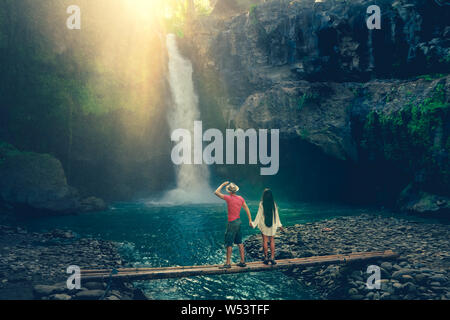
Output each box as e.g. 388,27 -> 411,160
81,250 -> 398,281
82,250 -> 398,274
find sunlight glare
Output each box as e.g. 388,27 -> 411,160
125,0 -> 164,21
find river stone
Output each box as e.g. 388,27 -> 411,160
392,269 -> 415,279
380,262 -> 393,270
429,275 -> 447,283
404,282 -> 417,293
393,283 -> 403,290
400,275 -> 415,282
49,294 -> 72,301
350,295 -> 364,300
75,290 -> 105,300
83,282 -> 106,290
33,284 -> 65,297
348,288 -> 358,295
380,267 -> 390,278
380,292 -> 391,299
429,282 -> 442,287
132,288 -> 148,300
276,250 -> 294,259
415,273 -> 429,283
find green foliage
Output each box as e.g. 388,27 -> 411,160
360,83 -> 449,192
417,73 -> 447,81
298,92 -> 319,110
164,17 -> 185,38
249,4 -> 258,24
351,86 -> 366,98
0,141 -> 53,166
385,87 -> 398,103
442,54 -> 450,64
0,142 -> 19,165
0,142 -> 17,158
300,129 -> 310,139
195,0 -> 213,16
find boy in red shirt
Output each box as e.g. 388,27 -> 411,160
214,181 -> 253,269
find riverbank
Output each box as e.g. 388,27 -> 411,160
0,225 -> 147,300
244,214 -> 449,300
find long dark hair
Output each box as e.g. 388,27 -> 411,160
262,189 -> 276,228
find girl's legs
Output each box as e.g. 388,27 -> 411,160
238,244 -> 245,264
262,234 -> 269,260
269,236 -> 275,260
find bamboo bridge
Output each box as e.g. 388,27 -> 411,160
81,250 -> 398,282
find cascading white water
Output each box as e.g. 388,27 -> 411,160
159,34 -> 217,205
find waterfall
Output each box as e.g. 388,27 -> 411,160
158,34 -> 216,205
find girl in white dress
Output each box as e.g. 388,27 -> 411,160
251,189 -> 284,265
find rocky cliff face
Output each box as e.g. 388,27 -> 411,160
181,0 -> 450,211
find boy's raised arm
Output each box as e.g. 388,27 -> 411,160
214,181 -> 229,200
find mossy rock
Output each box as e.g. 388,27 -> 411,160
398,184 -> 450,216
0,143 -> 80,214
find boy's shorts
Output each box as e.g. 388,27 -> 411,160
225,219 -> 242,247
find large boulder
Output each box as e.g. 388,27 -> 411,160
233,81 -> 358,161
79,197 -> 108,213
0,143 -> 106,215
33,284 -> 68,298
74,290 -> 105,300
398,184 -> 450,216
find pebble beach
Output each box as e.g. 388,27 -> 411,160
244,214 -> 449,300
